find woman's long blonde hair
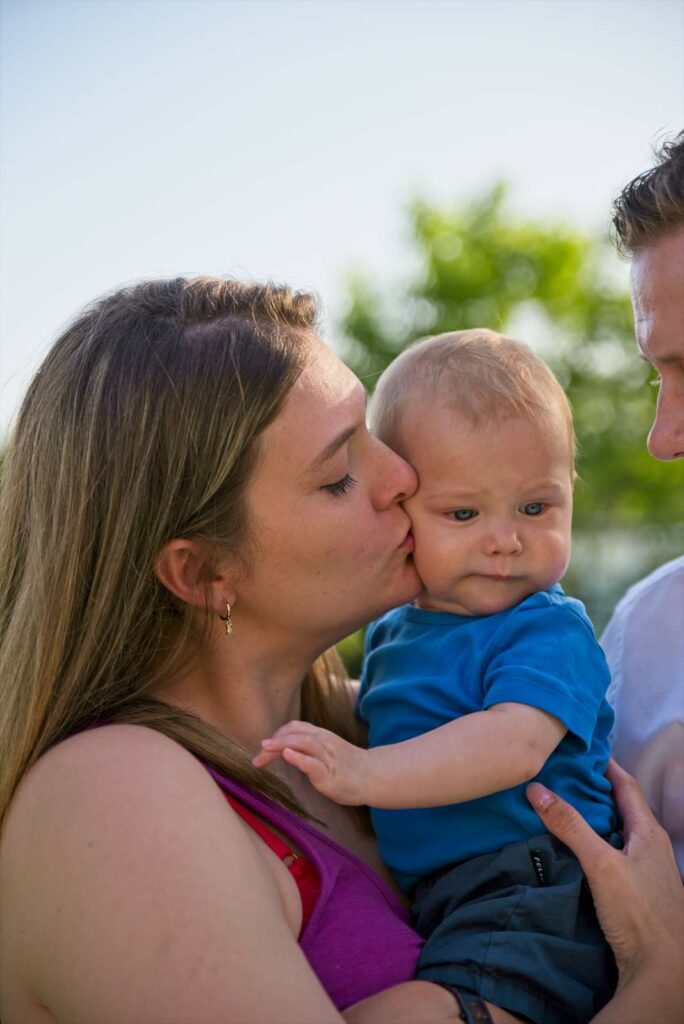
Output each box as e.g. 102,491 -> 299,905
0,277 -> 361,828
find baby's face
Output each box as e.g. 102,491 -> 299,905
399,405 -> 574,617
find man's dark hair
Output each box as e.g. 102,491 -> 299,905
612,130 -> 684,255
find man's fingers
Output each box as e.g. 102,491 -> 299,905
526,782 -> 608,874
661,759 -> 684,854
606,758 -> 659,836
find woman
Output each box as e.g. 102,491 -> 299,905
0,277 -> 682,1024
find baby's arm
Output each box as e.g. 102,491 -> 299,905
254,704 -> 566,808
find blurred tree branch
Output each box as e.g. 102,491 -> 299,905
336,185 -> 683,673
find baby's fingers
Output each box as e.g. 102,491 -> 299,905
260,731 -> 329,762
270,720 -> 324,740
252,730 -> 325,769
282,747 -> 329,788
251,731 -> 308,768
251,748 -> 283,768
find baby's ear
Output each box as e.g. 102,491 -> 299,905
154,538 -> 236,614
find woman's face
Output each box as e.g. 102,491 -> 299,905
235,334 -> 421,650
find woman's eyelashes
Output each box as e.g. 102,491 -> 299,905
322,473 -> 357,497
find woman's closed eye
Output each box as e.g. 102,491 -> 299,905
322,473 -> 357,497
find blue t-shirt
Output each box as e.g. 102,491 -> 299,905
359,586 -> 617,892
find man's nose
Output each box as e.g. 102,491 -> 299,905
647,384 -> 684,461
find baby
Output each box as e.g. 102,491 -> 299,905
256,330 -> 619,1024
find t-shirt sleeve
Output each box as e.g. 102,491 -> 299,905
482,599 -> 611,749
358,618 -> 380,710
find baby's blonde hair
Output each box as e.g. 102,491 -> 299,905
371,328 -> 575,465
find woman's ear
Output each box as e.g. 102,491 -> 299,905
154,539 -> 236,613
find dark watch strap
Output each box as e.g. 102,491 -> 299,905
436,983 -> 496,1024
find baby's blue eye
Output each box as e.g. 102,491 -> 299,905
450,508 -> 477,522
522,502 -> 545,516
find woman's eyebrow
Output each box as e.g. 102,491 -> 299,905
309,425 -> 358,473
308,386 -> 368,474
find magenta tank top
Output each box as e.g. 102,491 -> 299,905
202,765 -> 422,1010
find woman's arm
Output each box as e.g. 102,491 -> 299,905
528,760 -> 684,1024
344,981 -> 466,1023
0,725 -> 344,1024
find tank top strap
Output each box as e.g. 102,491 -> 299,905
201,761 -> 422,1009
223,790 -> 294,862
221,788 -> 321,929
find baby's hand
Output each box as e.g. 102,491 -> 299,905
252,721 -> 370,806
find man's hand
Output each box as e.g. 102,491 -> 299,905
527,760 -> 684,985
253,721 -> 371,805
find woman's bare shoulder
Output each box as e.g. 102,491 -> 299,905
12,721 -> 204,798
4,724 -> 199,839
3,725 -> 219,865
1,723 -> 241,923
1,725 -> 339,1023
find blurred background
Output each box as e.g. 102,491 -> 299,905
1,0 -> 682,672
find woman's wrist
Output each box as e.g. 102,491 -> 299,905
343,980 -> 463,1023
430,982 -> 496,1024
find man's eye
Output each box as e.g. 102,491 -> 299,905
449,508 -> 477,522
521,502 -> 545,516
322,473 -> 357,497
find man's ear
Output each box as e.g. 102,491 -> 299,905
154,539 -> 236,613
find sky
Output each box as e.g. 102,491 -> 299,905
1,0 -> 682,433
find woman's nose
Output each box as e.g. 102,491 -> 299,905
373,439 -> 418,508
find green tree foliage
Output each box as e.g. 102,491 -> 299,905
336,185 -> 683,673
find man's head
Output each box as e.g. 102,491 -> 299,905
613,131 -> 684,461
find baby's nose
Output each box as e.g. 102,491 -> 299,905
483,521 -> 523,556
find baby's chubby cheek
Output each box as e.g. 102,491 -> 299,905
400,492 -> 430,533
400,502 -> 430,586
554,532 -> 573,576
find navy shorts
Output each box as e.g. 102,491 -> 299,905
413,832 -> 621,1024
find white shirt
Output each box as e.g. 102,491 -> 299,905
601,555 -> 684,875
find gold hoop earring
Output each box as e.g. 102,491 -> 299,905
218,602 -> 233,636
